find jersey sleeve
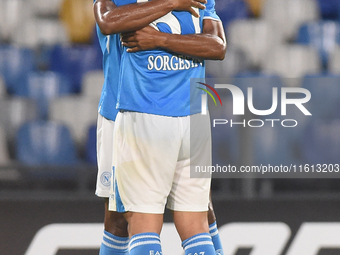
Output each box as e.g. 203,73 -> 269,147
203,0 -> 221,21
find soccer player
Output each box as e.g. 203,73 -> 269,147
93,0 -> 226,254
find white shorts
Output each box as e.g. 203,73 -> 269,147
95,113 -> 115,198
109,111 -> 212,214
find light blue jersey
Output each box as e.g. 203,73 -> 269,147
96,0 -> 220,119
96,25 -> 123,121
115,0 -> 220,117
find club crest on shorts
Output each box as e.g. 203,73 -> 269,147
100,171 -> 111,187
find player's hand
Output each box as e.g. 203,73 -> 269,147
169,0 -> 207,18
121,26 -> 163,53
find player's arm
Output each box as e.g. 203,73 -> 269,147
94,0 -> 207,35
121,19 -> 227,60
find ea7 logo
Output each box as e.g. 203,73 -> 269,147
25,222 -> 340,255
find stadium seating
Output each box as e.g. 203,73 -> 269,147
49,45 -> 102,93
262,0 -> 320,41
16,120 -> 79,166
328,45 -> 340,72
85,124 -> 97,165
245,0 -> 264,17
0,76 -> 6,97
0,46 -> 36,94
210,99 -> 240,167
0,97 -> 39,144
0,0 -> 34,42
228,20 -> 284,68
262,45 -> 321,81
301,119 -> 340,165
296,21 -> 340,68
301,73 -> 340,120
316,0 -> 340,20
205,47 -> 250,78
49,96 -> 98,148
232,72 -> 283,114
0,0 -> 339,196
251,125 -> 297,166
15,71 -> 73,119
59,0 -> 96,44
82,70 -> 104,101
29,0 -> 63,16
215,0 -> 250,30
0,127 -> 10,166
12,18 -> 69,49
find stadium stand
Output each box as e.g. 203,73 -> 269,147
0,98 -> 38,144
82,70 -> 104,102
49,95 -> 98,149
0,0 -> 34,42
16,120 -> 78,166
0,0 -> 339,196
49,44 -> 102,93
85,124 -> 97,165
262,45 -> 322,81
232,72 -> 283,112
0,46 -> 36,94
228,19 -> 284,68
59,0 -> 96,44
252,124 -> 296,166
29,0 -> 63,16
296,21 -> 340,68
206,47 -> 250,78
262,0 -> 320,41
301,119 -> 340,165
316,0 -> 340,20
328,45 -> 340,73
0,127 -> 10,166
301,74 -> 340,120
245,0 -> 264,17
14,71 -> 73,119
0,76 -> 6,97
215,0 -> 250,30
12,18 -> 69,49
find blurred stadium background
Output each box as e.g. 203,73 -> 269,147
1,0 -> 340,254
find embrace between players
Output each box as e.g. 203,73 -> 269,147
93,0 -> 227,254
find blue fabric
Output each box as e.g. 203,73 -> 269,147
16,120 -> 78,166
129,232 -> 162,255
86,124 -> 97,165
182,233 -> 215,255
316,0 -> 340,20
209,222 -> 224,255
112,0 -> 219,117
50,44 -> 102,93
95,0 -> 220,119
17,71 -> 72,119
215,0 -> 249,30
0,45 -> 36,94
296,21 -> 340,68
99,230 -> 129,255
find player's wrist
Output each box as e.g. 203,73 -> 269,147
157,33 -> 170,49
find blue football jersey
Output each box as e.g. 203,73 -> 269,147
114,0 -> 220,116
96,25 -> 123,121
96,0 -> 220,119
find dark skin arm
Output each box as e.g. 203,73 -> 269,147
121,19 -> 227,60
94,0 -> 207,35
